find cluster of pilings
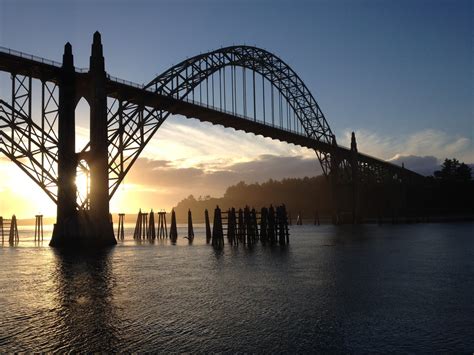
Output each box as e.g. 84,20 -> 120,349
206,204 -> 290,249
0,215 -> 19,245
123,205 -> 289,247
131,209 -> 185,244
165,209 -> 194,244
132,209 -> 171,241
34,215 -> 44,242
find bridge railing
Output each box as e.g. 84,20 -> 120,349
178,95 -> 308,136
107,74 -> 145,89
106,75 -> 312,135
0,46 -> 63,68
106,74 -> 316,138
0,46 -> 90,72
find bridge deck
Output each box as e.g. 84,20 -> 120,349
106,79 -> 419,177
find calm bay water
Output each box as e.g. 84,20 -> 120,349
0,223 -> 473,352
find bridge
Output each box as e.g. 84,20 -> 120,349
0,32 -> 421,247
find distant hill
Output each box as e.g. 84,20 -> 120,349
173,176 -> 332,223
173,174 -> 474,223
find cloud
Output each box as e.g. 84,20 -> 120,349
118,154 -> 322,210
338,128 -> 474,163
128,154 -> 322,190
140,115 -> 315,168
388,154 -> 439,176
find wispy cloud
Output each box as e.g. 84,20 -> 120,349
339,128 -> 473,163
141,115 -> 315,168
388,155 -> 439,175
113,154 -> 321,211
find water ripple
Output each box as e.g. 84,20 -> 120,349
0,224 -> 473,352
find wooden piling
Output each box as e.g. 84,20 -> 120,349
134,209 -> 144,239
212,205 -> 224,249
133,209 -> 139,239
268,205 -> 276,243
187,209 -> 194,242
1,216 -> 4,243
157,211 -> 168,239
142,212 -> 148,239
225,209 -> 231,244
244,206 -> 251,245
170,209 -> 178,243
283,205 -> 290,244
117,213 -> 125,240
237,208 -> 245,243
251,208 -> 259,241
204,209 -> 212,244
34,215 -> 44,242
260,207 -> 268,243
147,210 -> 156,240
227,207 -> 237,245
9,215 -> 19,245
277,206 -> 287,245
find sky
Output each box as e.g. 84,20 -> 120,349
0,0 -> 472,218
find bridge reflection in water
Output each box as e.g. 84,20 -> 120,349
51,249 -> 119,350
0,32 -> 421,247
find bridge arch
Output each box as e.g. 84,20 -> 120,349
145,46 -> 337,175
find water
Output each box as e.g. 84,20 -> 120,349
0,223 -> 473,352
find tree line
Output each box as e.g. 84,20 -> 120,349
174,158 -> 473,223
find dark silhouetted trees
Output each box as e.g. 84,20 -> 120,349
173,162 -> 474,223
174,176 -> 331,222
434,158 -> 472,181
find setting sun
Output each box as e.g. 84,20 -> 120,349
75,162 -> 90,207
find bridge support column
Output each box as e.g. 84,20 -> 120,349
330,136 -> 341,225
350,132 -> 360,223
50,33 -> 116,248
50,43 -> 79,247
87,31 -> 116,246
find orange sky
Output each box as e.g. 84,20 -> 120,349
0,114 -> 318,218
1,112 -> 473,219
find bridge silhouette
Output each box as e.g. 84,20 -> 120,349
0,32 -> 420,247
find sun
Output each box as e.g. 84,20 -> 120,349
75,161 -> 90,207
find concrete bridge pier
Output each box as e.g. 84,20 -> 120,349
50,33 -> 116,248
50,42 -> 80,247
87,32 -> 116,246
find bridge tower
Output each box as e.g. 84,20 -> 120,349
350,132 -> 360,223
330,136 -> 341,224
50,32 -> 116,248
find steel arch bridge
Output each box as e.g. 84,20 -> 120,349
145,46 -> 334,173
0,32 -> 421,246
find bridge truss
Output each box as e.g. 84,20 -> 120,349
0,44 -> 421,210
